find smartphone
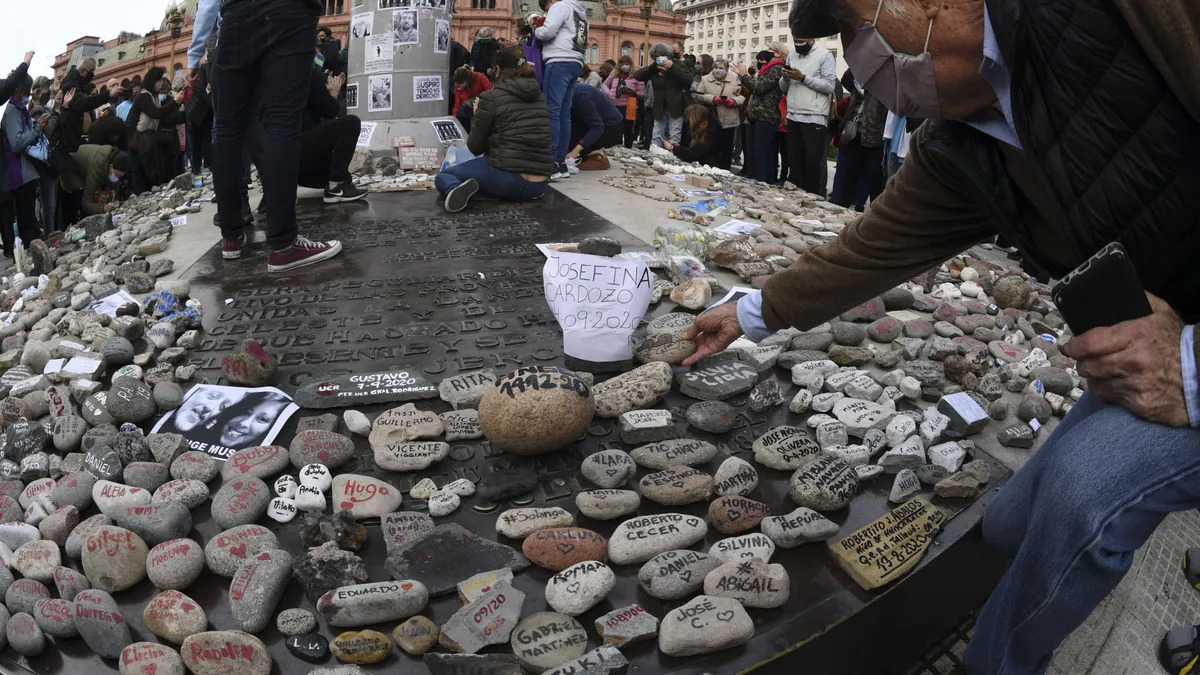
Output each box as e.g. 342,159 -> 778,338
1050,242 -> 1152,335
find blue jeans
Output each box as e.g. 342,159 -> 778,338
965,391 -> 1200,674
751,121 -> 778,184
652,115 -> 683,148
434,157 -> 548,201
543,60 -> 582,165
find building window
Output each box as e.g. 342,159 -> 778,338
764,21 -> 771,29
621,41 -> 633,58
639,44 -> 645,66
97,59 -> 105,67
589,43 -> 599,62
586,7 -> 593,17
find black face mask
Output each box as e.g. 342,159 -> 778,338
795,42 -> 812,55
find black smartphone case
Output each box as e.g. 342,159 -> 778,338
1051,242 -> 1153,335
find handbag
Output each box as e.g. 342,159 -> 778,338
841,98 -> 863,146
26,134 -> 49,163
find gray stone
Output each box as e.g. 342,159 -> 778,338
685,400 -> 736,433
146,537 -> 205,590
594,606 -> 658,649
591,362 -> 673,418
761,507 -> 840,547
608,513 -> 708,565
637,549 -> 721,600
617,409 -> 676,445
830,322 -> 867,346
437,370 -> 496,410
790,332 -> 834,352
441,410 -> 483,441
170,451 -> 218,482
73,589 -> 131,658
122,462 -> 170,492
230,548 -> 292,633
888,469 -> 921,502
151,479 -> 209,509
99,337 -> 135,367
148,433 -> 187,465
629,438 -> 717,470
703,558 -> 789,608
788,455 -> 858,511
677,361 -> 758,401
752,426 -> 822,470
106,377 -> 156,424
203,524 -> 280,578
65,514 -> 111,559
1017,394 -> 1053,424
997,423 -> 1035,448
211,476 -> 271,529
152,382 -> 184,410
52,415 -> 87,453
644,313 -> 696,341
574,490 -> 641,520
113,501 -> 191,546
578,236 -> 621,257
221,444 -> 290,480
7,611 -> 44,656
277,608 -> 318,637
638,467 -> 713,506
53,471 -> 96,511
658,595 -> 754,656
712,456 -> 758,497
545,561 -> 615,616
579,450 -> 637,488
914,463 -> 951,486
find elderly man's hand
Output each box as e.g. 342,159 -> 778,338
1066,292 -> 1190,427
680,302 -> 744,366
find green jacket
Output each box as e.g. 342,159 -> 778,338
740,61 -> 785,125
64,144 -> 117,215
468,77 -> 557,177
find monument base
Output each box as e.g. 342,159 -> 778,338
359,115 -> 468,165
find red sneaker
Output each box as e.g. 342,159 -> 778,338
267,234 -> 342,272
222,232 -> 246,260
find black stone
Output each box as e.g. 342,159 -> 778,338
83,446 -> 123,481
577,236 -> 621,257
425,653 -> 524,675
298,509 -> 368,550
293,370 -> 438,409
293,543 -> 369,602
286,633 -> 330,663
112,425 -> 151,465
385,523 -> 529,596
997,423 -> 1035,448
0,460 -> 19,481
5,419 -> 49,461
476,465 -> 539,502
677,361 -> 758,401
686,400 -> 736,433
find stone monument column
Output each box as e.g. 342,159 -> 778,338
345,0 -> 466,161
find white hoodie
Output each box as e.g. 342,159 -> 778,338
534,0 -> 587,65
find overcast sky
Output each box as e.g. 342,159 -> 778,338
0,0 -> 172,81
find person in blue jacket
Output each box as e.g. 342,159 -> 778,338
565,82 -> 622,170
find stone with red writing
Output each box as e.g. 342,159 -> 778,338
170,451 -> 219,483
114,501 -> 192,546
318,580 -> 429,627
52,471 -> 96,513
122,461 -> 171,492
19,477 -> 54,509
181,630 -> 272,675
595,605 -> 658,648
152,478 -> 210,509
510,612 -> 588,671
439,582 -> 526,654
6,577 -> 49,614
120,642 -> 186,675
12,540 -> 60,582
203,524 -> 279,578
92,480 -> 152,518
330,473 -> 403,520
221,339 -> 278,386
522,527 -> 607,572
7,611 -> 44,656
81,525 -> 148,592
65,513 -> 111,559
545,560 -> 615,616
221,445 -> 289,481
146,538 -> 204,590
289,430 -> 356,470
74,589 -> 132,658
53,565 -> 91,601
381,511 -> 435,558
33,597 -> 77,637
211,476 -> 270,529
229,548 -> 291,633
39,505 -> 80,546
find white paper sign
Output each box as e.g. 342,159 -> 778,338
712,219 -> 760,235
543,252 -> 654,361
413,75 -> 443,102
365,34 -> 393,74
43,358 -> 64,375
664,173 -> 687,181
82,289 -> 139,317
350,12 -> 373,39
169,215 -> 187,228
356,121 -> 377,147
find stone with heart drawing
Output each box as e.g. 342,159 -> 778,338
119,642 -> 186,675
330,474 -> 403,519
707,495 -> 771,535
638,467 -> 713,506
711,456 -> 759,497
33,597 -> 78,638
81,525 -> 148,592
92,481 -> 151,519
608,513 -> 708,565
545,560 -> 615,616
146,538 -> 205,590
210,476 -> 271,530
316,580 -> 429,627
143,589 -> 207,644
288,430 -> 356,470
636,549 -> 721,600
203,524 -> 279,578
574,489 -> 641,521
220,445 -> 289,481
73,589 -> 132,659
180,630 -> 272,675
521,528 -> 607,572
229,549 -> 292,633
579,449 -> 637,489
708,532 -> 776,564
658,595 -> 754,657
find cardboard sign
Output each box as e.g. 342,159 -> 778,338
395,136 -> 416,147
543,252 -> 654,362
399,147 -> 442,170
828,497 -> 947,590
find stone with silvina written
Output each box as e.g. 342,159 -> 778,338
828,496 -> 946,590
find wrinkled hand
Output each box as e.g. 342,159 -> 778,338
658,58 -> 673,70
23,51 -> 34,65
1066,292 -> 1190,427
680,302 -> 743,366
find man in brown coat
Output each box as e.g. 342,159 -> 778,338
682,1 -> 1200,672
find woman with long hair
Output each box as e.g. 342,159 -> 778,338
664,104 -> 721,167
603,55 -> 644,148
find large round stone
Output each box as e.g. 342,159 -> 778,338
478,367 -> 595,456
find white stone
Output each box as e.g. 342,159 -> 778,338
409,478 -> 438,500
711,457 -> 758,497
960,281 -> 983,298
703,558 -> 789,608
854,464 -> 885,482
274,475 -> 298,499
825,444 -> 869,467
299,464 -> 332,492
545,561 -> 615,616
885,415 -> 916,447
899,376 -> 922,400
428,490 -> 460,517
919,409 -> 951,446
878,436 -> 925,473
443,478 -> 476,496
888,469 -> 921,503
959,267 -> 979,282
344,410 -> 372,436
760,507 -> 839,548
928,441 -> 967,474
708,533 -> 775,564
495,508 -> 574,539
267,497 -> 298,523
294,484 -> 326,512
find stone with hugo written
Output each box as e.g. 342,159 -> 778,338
574,489 -> 641,520
331,629 -> 393,664
146,538 -> 204,590
381,511 -> 435,557
289,430 -> 356,470
546,560 -> 615,616
331,474 -> 403,519
638,466 -> 713,506
629,438 -> 718,471
143,589 -> 207,644
373,440 -> 450,472
704,558 -> 790,608
595,604 -> 658,648
829,496 -> 947,590
510,612 -> 588,672
579,449 -> 636,488
458,568 -> 515,604
496,507 -> 574,539
752,426 -> 822,471
81,525 -> 148,592
211,476 -> 271,530
522,527 -> 607,572
609,513 -> 708,565
317,580 -> 429,627
384,523 -> 530,596
439,582 -> 526,654
296,370 -> 438,409
120,642 -> 185,675
393,615 -> 440,656
203,524 -> 279,578
708,495 -> 771,535
220,445 -> 289,480
657,595 -> 754,657
73,589 -> 132,659
180,630 -> 272,675
229,549 -> 292,633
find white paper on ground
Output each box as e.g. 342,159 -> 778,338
711,286 -> 756,308
712,219 -> 761,235
81,290 -> 139,317
543,252 -> 655,361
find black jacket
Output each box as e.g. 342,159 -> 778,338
61,90 -> 111,154
303,69 -> 340,131
634,61 -> 694,120
468,76 -> 556,177
185,66 -> 212,127
471,38 -> 499,75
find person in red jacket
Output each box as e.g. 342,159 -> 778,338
453,65 -> 493,132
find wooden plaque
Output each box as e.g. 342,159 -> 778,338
828,497 -> 947,590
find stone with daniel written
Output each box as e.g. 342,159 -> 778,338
828,496 -> 947,590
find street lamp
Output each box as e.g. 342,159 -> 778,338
165,3 -> 186,76
641,0 -> 653,66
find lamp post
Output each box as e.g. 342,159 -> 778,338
165,4 -> 185,76
640,0 -> 653,66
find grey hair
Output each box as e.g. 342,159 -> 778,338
713,57 -> 729,68
81,58 -> 96,70
881,0 -> 910,20
768,41 -> 790,56
478,26 -> 494,38
650,42 -> 673,58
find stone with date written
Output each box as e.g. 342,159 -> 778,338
479,367 -> 594,456
385,523 -> 529,596
657,594 -> 754,657
439,581 -> 525,654
296,370 -> 439,409
441,410 -> 483,441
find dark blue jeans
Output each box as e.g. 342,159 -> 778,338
542,60 -> 582,165
212,0 -> 316,249
751,120 -> 778,184
434,157 -> 548,201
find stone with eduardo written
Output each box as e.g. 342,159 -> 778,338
330,629 -> 393,664
211,476 -> 270,530
629,438 -> 717,470
580,449 -> 637,488
658,595 -> 754,657
65,514 -> 111,559
439,582 -> 525,654
81,525 -> 148,592
639,467 -> 713,506
229,548 -> 292,633
119,643 -> 185,675
609,513 -> 708,565
442,410 -> 483,441
833,397 -> 897,438
146,538 -> 204,590
685,399 -> 736,433
510,612 -> 588,671
591,361 -> 673,418
12,540 -> 59,583
73,589 -> 132,658
300,463 -> 333,491
296,370 -> 438,409
709,532 -> 775,563
522,527 -> 607,572
752,426 -> 821,470
878,436 -> 926,473
677,360 -> 758,401
712,456 -> 758,497
267,497 -> 297,523
479,367 -> 594,455
381,511 -> 435,557
152,479 -> 209,510
704,558 -> 790,608
54,565 -> 91,601
385,523 -> 529,596
496,507 -> 574,539
708,495 -> 770,535
457,568 -> 515,604
373,441 -> 450,472
286,633 -> 329,663
317,580 -> 428,628
788,455 -> 858,511
289,430 -> 356,470
144,589 -> 207,644
545,560 -> 615,616
221,445 -> 289,480
438,370 -> 496,410
7,611 -> 45,656
170,451 -> 219,482
7,578 -> 49,615
114,501 -> 191,546
574,489 -> 641,520
180,631 -> 272,675
277,608 -> 317,637
595,604 -> 658,648
331,474 -> 403,519
830,497 -> 946,590
204,524 -> 279,578
34,598 -> 77,638
618,409 -> 676,445
543,646 -> 629,675
761,507 -> 840,548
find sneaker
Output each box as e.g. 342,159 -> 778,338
443,178 -> 478,213
323,181 -> 368,204
551,163 -> 571,181
267,234 -> 342,272
222,232 -> 246,260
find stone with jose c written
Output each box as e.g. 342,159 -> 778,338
295,370 -> 438,409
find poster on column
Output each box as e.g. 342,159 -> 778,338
543,252 -> 655,361
369,75 -> 393,112
346,83 -> 359,109
434,19 -> 450,53
413,75 -> 443,103
393,9 -> 419,45
365,33 -> 393,73
350,12 -> 373,39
